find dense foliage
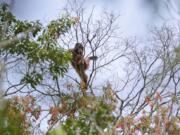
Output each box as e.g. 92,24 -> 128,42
0,3 -> 76,90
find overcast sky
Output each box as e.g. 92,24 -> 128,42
1,0 -> 180,83
1,0 -> 179,85
1,0 -> 179,37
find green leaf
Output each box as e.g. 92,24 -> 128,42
47,126 -> 67,135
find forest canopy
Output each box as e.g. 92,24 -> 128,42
0,1 -> 180,135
